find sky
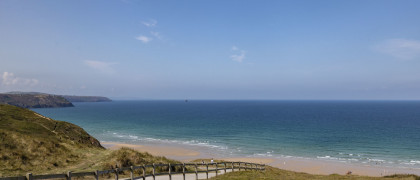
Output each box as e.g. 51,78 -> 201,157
1,0 -> 420,100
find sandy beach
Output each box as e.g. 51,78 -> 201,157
102,141 -> 420,177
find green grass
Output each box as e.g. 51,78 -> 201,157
0,104 -> 104,176
208,166 -> 420,180
0,104 -> 188,177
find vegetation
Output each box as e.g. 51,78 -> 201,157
61,95 -> 112,102
0,94 -> 73,108
0,104 -> 186,177
0,104 -> 101,176
209,166 -> 420,180
0,92 -> 112,108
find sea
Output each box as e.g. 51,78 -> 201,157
33,100 -> 420,169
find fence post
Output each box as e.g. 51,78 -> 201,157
231,162 -> 234,172
130,166 -> 134,180
26,173 -> 33,180
168,163 -> 172,180
195,163 -> 198,180
115,168 -> 119,180
152,163 -> 156,180
224,162 -> 226,173
182,163 -> 186,180
142,165 -> 146,180
95,170 -> 99,180
206,163 -> 209,179
67,171 -> 72,180
215,162 -> 218,176
239,162 -> 241,171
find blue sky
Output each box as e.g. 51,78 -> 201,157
1,0 -> 420,100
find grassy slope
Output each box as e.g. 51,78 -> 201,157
0,104 -> 186,177
189,159 -> 419,180
208,166 -> 420,180
0,104 -> 102,176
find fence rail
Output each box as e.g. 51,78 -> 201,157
0,162 -> 265,180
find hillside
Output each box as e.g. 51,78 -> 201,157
0,104 -> 102,176
0,104 -> 185,177
0,94 -> 74,108
61,95 -> 112,102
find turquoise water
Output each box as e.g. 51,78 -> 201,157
33,100 -> 420,169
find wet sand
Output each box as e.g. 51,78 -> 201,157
102,142 -> 420,177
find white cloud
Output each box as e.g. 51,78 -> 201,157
1,72 -> 39,86
150,31 -> 162,40
142,19 -> 157,27
375,38 -> 420,60
230,46 -> 246,62
84,60 -> 117,73
136,35 -> 152,43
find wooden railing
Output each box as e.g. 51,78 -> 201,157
0,162 -> 265,180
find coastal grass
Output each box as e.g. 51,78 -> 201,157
0,104 -> 102,177
0,104 -> 186,177
208,166 -> 420,180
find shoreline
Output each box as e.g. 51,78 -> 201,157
101,141 -> 420,177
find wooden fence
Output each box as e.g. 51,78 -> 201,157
0,162 -> 265,180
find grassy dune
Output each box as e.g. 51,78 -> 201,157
209,166 -> 420,180
0,105 -> 184,177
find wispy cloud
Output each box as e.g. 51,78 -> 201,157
84,60 -> 117,73
135,35 -> 152,43
375,38 -> 420,60
142,19 -> 157,27
230,46 -> 246,62
1,72 -> 39,86
150,31 -> 162,40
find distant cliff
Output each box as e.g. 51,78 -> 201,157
62,95 -> 112,102
0,92 -> 112,108
0,94 -> 74,108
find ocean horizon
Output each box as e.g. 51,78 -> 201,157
33,100 -> 420,169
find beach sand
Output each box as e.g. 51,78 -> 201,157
102,142 -> 420,177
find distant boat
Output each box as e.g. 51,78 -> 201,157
185,99 -> 188,102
